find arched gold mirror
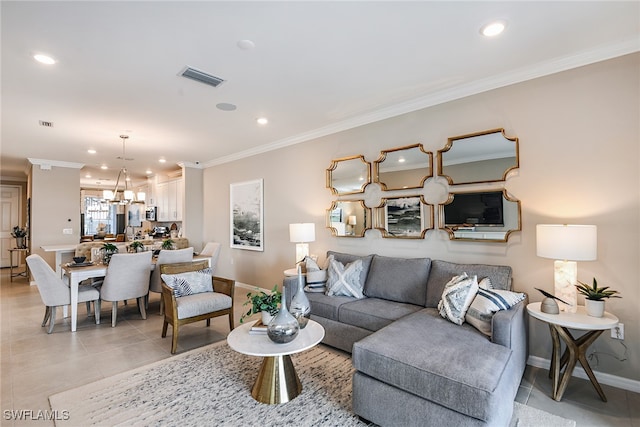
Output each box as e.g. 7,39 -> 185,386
437,129 -> 519,185
326,155 -> 371,195
326,200 -> 371,237
374,144 -> 433,190
375,196 -> 433,239
438,190 -> 521,242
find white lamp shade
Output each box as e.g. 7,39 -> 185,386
103,190 -> 115,200
124,190 -> 135,200
289,223 -> 315,243
137,192 -> 146,202
536,224 -> 597,261
348,215 -> 357,225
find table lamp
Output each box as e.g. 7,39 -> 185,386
536,224 -> 597,313
289,223 -> 315,265
347,215 -> 357,235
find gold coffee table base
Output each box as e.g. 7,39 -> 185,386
252,355 -> 302,404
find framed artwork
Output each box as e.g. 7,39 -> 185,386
383,196 -> 427,238
230,179 -> 264,251
127,204 -> 142,227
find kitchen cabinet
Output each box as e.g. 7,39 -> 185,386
156,179 -> 182,221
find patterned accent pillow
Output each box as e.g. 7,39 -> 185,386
325,255 -> 364,298
161,268 -> 213,297
465,280 -> 526,336
437,273 -> 479,325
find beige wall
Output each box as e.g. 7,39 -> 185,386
203,53 -> 639,381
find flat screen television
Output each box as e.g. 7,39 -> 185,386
444,191 -> 504,227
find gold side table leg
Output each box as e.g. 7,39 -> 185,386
251,355 -> 302,404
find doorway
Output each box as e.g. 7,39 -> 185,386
1,185 -> 23,268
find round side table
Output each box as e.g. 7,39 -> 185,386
227,319 -> 324,404
527,302 -> 618,402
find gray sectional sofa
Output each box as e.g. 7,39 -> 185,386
283,251 -> 528,427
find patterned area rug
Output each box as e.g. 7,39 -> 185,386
50,341 -> 575,427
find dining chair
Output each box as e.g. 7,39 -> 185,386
26,254 -> 101,333
160,260 -> 235,353
199,242 -> 221,270
149,247 -> 193,314
99,251 -> 152,327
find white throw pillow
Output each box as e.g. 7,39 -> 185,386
325,255 -> 364,298
437,273 -> 479,325
161,267 -> 213,297
465,280 -> 526,336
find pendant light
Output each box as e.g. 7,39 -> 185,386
102,135 -> 145,204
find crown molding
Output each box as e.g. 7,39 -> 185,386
28,158 -> 84,170
0,175 -> 27,182
204,36 -> 639,168
177,161 -> 203,169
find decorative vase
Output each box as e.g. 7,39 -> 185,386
101,248 -> 118,265
261,311 -> 273,325
290,267 -> 311,328
585,299 -> 605,318
267,286 -> 299,344
15,237 -> 26,249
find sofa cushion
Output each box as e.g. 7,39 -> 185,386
307,292 -> 356,321
363,255 -> 431,305
352,309 -> 512,422
326,256 -> 365,298
326,251 -> 373,290
437,273 -> 479,325
425,260 -> 512,308
175,292 -> 232,319
338,298 -> 423,332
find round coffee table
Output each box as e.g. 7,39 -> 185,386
227,319 -> 324,404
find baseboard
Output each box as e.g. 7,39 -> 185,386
235,282 -> 268,291
527,355 -> 640,393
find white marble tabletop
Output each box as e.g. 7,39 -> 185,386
227,319 -> 324,357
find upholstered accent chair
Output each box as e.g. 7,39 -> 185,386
199,242 -> 221,269
99,251 -> 153,327
26,254 -> 101,333
160,261 -> 235,354
149,247 -> 193,314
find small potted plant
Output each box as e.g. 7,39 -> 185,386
11,226 -> 27,249
240,284 -> 281,324
575,278 -> 621,317
129,240 -> 145,253
161,238 -> 175,250
101,242 -> 118,264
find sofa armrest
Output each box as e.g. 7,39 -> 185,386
491,296 -> 528,370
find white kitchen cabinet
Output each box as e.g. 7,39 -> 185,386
156,179 -> 182,222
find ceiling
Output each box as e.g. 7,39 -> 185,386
1,1 -> 638,189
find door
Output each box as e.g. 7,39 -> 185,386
1,185 -> 22,268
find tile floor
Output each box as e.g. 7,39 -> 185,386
1,268 -> 639,426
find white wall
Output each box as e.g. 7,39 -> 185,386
203,53 -> 639,381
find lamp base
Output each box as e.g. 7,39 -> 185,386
295,243 -> 309,265
554,260 -> 577,313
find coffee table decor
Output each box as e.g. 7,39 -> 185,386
266,286 -> 299,343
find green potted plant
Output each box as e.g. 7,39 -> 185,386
129,240 -> 145,253
11,226 -> 27,248
101,242 -> 118,264
161,238 -> 175,250
575,278 -> 621,318
240,285 -> 281,324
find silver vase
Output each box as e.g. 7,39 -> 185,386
267,286 -> 299,344
290,269 -> 311,328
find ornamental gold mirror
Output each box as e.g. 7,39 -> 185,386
326,155 -> 371,196
326,200 -> 371,237
375,196 -> 433,239
438,190 -> 521,242
374,144 -> 433,190
438,129 -> 519,185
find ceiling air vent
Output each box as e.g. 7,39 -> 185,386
39,120 -> 53,127
180,66 -> 225,88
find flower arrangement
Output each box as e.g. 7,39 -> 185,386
240,285 -> 281,323
575,278 -> 621,301
11,226 -> 27,238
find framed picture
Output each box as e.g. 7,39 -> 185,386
230,179 -> 264,251
127,204 -> 142,227
384,196 -> 426,238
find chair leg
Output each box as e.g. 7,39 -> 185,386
159,297 -> 164,316
48,306 -> 56,334
161,320 -> 169,338
229,312 -> 234,331
138,297 -> 147,320
206,318 -> 211,327
41,306 -> 51,327
171,325 -> 179,354
111,302 -> 118,327
95,300 -> 101,325
86,301 -> 92,317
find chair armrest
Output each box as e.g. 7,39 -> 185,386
212,276 -> 235,298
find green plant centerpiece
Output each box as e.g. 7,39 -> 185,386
101,242 -> 118,264
161,239 -> 175,250
575,278 -> 621,301
240,284 -> 282,323
576,278 -> 620,318
129,240 -> 145,253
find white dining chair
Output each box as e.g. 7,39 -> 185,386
199,242 -> 221,270
149,247 -> 193,314
99,251 -> 152,327
26,254 -> 101,333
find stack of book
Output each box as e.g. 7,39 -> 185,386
249,319 -> 268,335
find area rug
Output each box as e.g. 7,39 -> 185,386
50,341 -> 575,427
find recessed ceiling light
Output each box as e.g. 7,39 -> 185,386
87,149 -> 96,154
146,169 -> 152,175
256,117 -> 268,125
398,158 -> 405,163
100,165 -> 108,170
481,21 -> 506,37
237,39 -> 255,50
159,158 -> 166,163
34,54 -> 56,65
216,103 -> 237,111
85,174 -> 92,178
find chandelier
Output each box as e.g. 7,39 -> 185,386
102,135 -> 145,204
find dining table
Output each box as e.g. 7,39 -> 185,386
62,254 -> 212,332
